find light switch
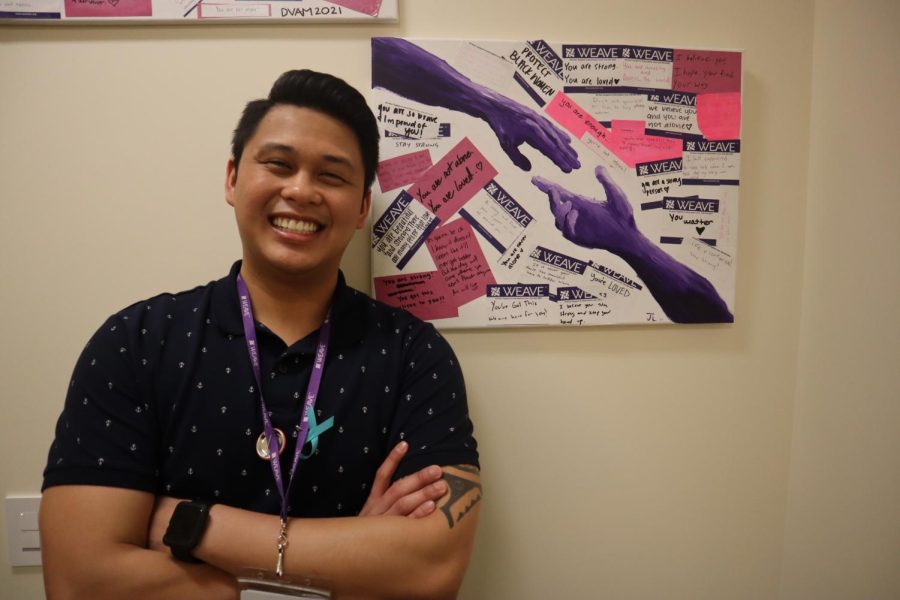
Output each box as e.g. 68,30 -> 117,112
5,496 -> 42,567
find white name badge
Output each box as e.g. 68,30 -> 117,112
238,570 -> 332,599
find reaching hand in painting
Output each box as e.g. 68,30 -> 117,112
372,37 -> 580,174
532,166 -> 734,323
532,165 -> 638,255
479,89 -> 581,173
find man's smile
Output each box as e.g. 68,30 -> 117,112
271,216 -> 323,234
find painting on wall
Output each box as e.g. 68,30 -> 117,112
0,0 -> 396,23
370,38 -> 741,328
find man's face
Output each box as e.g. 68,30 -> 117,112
226,105 -> 371,284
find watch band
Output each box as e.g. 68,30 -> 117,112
163,500 -> 213,563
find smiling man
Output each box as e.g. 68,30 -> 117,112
39,70 -> 481,600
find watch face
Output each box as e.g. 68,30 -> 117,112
164,502 -> 209,546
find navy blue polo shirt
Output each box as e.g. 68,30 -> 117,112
43,262 -> 478,518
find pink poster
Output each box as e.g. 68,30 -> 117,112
65,0 -> 151,17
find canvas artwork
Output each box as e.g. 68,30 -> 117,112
370,38 -> 742,327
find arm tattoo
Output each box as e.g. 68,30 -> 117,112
438,465 -> 482,529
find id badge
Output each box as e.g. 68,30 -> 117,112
238,569 -> 332,599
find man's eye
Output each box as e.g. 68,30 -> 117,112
265,160 -> 290,170
321,172 -> 346,183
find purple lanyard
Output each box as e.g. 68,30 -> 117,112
236,273 -> 331,520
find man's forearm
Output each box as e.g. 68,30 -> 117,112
194,467 -> 482,599
46,545 -> 237,600
40,486 -> 238,600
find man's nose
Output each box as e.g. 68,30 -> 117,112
282,172 -> 322,203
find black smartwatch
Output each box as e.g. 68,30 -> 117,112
163,500 -> 212,563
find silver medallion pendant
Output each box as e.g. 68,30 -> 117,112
256,428 -> 287,461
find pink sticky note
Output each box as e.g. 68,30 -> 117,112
426,219 -> 497,308
697,92 -> 742,141
374,271 -> 458,321
545,92 -> 636,163
545,91 -> 616,149
65,0 -> 151,17
326,0 -> 381,16
376,150 -> 432,193
609,120 -> 682,167
545,92 -> 589,138
672,50 -> 742,94
407,137 -> 498,222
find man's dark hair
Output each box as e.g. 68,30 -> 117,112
231,69 -> 380,191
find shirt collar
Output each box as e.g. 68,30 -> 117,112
211,260 -> 366,349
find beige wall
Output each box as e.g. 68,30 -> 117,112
0,1 -> 896,598
779,1 -> 900,599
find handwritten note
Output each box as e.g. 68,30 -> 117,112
373,271 -> 458,320
376,150 -> 432,193
507,42 -> 561,105
622,55 -> 672,88
545,91 -> 613,146
637,157 -> 683,198
198,2 -> 270,18
580,134 -> 629,174
377,102 -> 442,139
579,262 -> 643,311
409,137 -> 497,222
672,50 -> 741,93
1,0 -> 60,17
556,287 -> 614,325
426,219 -> 496,308
486,284 -> 552,325
696,92 -> 741,141
583,92 -> 648,122
496,230 -> 530,276
657,194 -> 721,241
684,237 -> 733,273
523,244 -> 590,290
458,180 -> 533,254
65,0 -> 151,17
371,190 -> 439,270
682,138 -> 741,183
562,52 -> 620,88
646,91 -> 699,135
609,120 -> 682,167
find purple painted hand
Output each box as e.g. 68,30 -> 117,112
372,37 -> 580,174
532,166 -> 638,255
481,91 -> 581,173
533,166 -> 733,322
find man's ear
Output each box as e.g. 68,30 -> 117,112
356,189 -> 372,229
225,158 -> 238,207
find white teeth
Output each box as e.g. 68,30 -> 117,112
272,217 -> 320,234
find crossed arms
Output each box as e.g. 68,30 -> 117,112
40,446 -> 482,600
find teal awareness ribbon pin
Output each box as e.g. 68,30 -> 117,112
300,406 -> 334,460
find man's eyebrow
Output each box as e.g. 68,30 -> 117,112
255,142 -> 295,155
321,153 -> 357,170
254,144 -> 356,170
